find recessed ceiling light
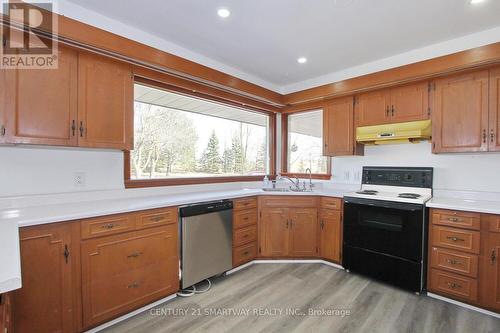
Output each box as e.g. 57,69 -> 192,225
470,0 -> 486,4
297,57 -> 307,64
217,8 -> 230,18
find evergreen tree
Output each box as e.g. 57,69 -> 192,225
255,142 -> 266,172
231,133 -> 243,173
199,130 -> 221,173
222,146 -> 235,173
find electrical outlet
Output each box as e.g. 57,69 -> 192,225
74,172 -> 86,187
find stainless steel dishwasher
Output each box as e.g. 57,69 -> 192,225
179,200 -> 233,289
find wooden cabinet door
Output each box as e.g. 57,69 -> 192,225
261,208 -> 289,257
489,68 -> 500,152
78,52 -> 133,150
355,89 -> 390,127
290,208 -> 317,257
13,223 -> 77,333
483,232 -> 500,312
6,46 -> 78,146
319,209 -> 341,262
323,96 -> 362,156
390,82 -> 429,123
81,225 -> 178,328
432,70 -> 489,153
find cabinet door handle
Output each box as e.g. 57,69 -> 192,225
492,249 -> 497,264
286,219 -> 289,228
127,252 -> 143,259
63,244 -> 70,264
491,130 -> 496,143
446,236 -> 465,242
1,125 -> 6,136
386,105 -> 390,117
79,121 -> 85,137
71,120 -> 76,137
391,105 -> 395,117
320,220 -> 324,230
483,129 -> 487,144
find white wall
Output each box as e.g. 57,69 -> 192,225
331,142 -> 500,192
0,146 -> 124,197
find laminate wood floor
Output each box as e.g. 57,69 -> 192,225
103,263 -> 500,333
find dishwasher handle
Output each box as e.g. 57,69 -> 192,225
179,199 -> 233,217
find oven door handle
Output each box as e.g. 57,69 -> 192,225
344,198 -> 423,211
362,219 -> 403,232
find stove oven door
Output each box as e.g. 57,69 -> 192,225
343,197 -> 425,262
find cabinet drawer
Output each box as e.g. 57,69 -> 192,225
136,207 -> 177,229
429,269 -> 478,302
431,226 -> 480,254
233,197 -> 257,211
261,196 -> 318,208
431,209 -> 480,230
320,197 -> 342,210
233,225 -> 257,247
233,242 -> 257,266
430,247 -> 478,278
233,209 -> 257,229
83,263 -> 176,327
81,225 -> 177,280
81,213 -> 136,239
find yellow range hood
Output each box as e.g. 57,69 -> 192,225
356,120 -> 432,145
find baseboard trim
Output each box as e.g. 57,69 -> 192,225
85,294 -> 177,333
427,292 -> 500,319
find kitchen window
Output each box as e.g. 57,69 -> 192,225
126,83 -> 274,187
282,109 -> 330,179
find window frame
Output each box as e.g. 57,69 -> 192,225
124,77 -> 277,188
281,110 -> 332,180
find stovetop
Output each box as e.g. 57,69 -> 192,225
345,167 -> 433,205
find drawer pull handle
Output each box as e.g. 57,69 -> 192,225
243,251 -> 249,256
127,282 -> 140,289
446,236 -> 465,242
446,282 -> 461,289
243,234 -> 249,238
445,259 -> 462,265
149,216 -> 165,222
492,249 -> 497,263
127,252 -> 143,258
447,217 -> 461,222
243,217 -> 249,221
101,223 -> 118,229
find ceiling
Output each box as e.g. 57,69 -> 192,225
65,0 -> 500,93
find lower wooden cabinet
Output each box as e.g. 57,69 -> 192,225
429,208 -> 500,314
483,230 -> 500,312
232,198 -> 258,267
319,209 -> 342,263
259,197 -> 318,258
81,224 -> 178,328
0,293 -> 12,333
12,222 -> 79,333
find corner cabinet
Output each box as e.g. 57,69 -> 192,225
12,222 -> 79,333
323,97 -> 363,156
431,70 -> 490,153
0,45 -> 133,150
355,82 -> 429,127
259,196 -> 318,258
78,52 -> 133,150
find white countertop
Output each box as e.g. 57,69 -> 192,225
0,187 -> 348,294
426,197 -> 500,215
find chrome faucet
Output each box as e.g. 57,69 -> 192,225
277,175 -> 300,191
305,168 -> 314,191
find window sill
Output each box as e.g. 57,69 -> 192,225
125,175 -> 268,188
280,173 -> 331,180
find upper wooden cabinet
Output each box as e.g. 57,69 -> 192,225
323,97 -> 363,156
12,222 -> 78,333
5,46 -> 79,146
0,46 -> 133,150
490,67 -> 500,152
432,70 -> 490,153
78,53 -> 133,150
355,82 -> 429,127
355,89 -> 390,126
